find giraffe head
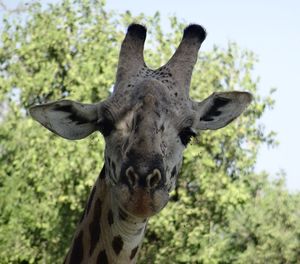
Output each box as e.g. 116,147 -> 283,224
30,24 -> 252,219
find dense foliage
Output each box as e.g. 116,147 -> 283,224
0,1 -> 299,263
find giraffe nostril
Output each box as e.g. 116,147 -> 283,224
147,169 -> 162,189
126,167 -> 138,187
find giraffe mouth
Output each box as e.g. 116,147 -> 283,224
113,183 -> 169,218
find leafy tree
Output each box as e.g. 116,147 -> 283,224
222,174 -> 300,263
0,1 -> 299,263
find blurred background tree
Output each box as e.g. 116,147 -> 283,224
0,0 -> 299,263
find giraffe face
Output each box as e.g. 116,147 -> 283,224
103,78 -> 194,217
29,23 -> 252,220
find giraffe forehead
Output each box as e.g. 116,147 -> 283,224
110,76 -> 193,125
114,77 -> 178,104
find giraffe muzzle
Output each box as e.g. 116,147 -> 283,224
125,166 -> 162,189
114,159 -> 169,218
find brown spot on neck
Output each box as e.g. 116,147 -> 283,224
97,250 -> 108,264
130,246 -> 139,260
89,198 -> 102,256
86,185 -> 96,216
112,235 -> 124,256
69,230 -> 84,264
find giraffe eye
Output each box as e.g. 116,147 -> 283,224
179,127 -> 196,146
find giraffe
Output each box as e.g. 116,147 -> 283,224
30,23 -> 252,263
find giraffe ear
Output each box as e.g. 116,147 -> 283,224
29,100 -> 100,140
193,91 -> 252,130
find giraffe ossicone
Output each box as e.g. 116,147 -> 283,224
30,23 -> 252,263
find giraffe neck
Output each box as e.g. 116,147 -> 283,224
64,166 -> 148,264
